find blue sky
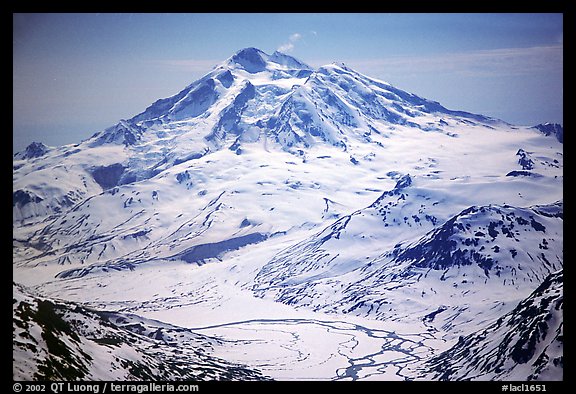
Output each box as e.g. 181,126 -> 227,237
13,13 -> 563,153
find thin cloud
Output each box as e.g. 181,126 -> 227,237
150,45 -> 562,81
150,58 -> 220,72
340,45 -> 563,78
290,33 -> 303,41
277,33 -> 303,53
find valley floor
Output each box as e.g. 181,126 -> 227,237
15,232 -> 449,381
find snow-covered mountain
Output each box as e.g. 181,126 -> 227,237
252,184 -> 562,337
13,48 -> 562,381
13,47 -> 502,224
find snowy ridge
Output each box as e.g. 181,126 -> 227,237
13,48 -> 562,381
252,177 -> 562,337
533,123 -> 563,143
13,283 -> 269,381
413,269 -> 563,381
393,201 -> 563,278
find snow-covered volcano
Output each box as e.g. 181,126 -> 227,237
13,48 -> 562,381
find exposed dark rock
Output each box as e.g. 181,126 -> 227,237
13,189 -> 43,207
533,123 -> 563,143
91,163 -> 125,190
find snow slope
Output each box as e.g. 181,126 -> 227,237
13,283 -> 269,381
413,269 -> 563,381
13,48 -> 563,381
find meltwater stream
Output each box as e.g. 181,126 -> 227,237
189,318 -> 437,380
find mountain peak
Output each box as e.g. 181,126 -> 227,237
228,47 -> 268,72
15,141 -> 49,160
225,47 -> 312,73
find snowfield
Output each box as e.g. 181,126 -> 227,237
13,48 -> 562,381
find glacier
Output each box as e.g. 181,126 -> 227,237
13,48 -> 562,381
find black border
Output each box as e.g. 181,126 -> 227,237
8,1 -> 569,13
10,1 -> 568,389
